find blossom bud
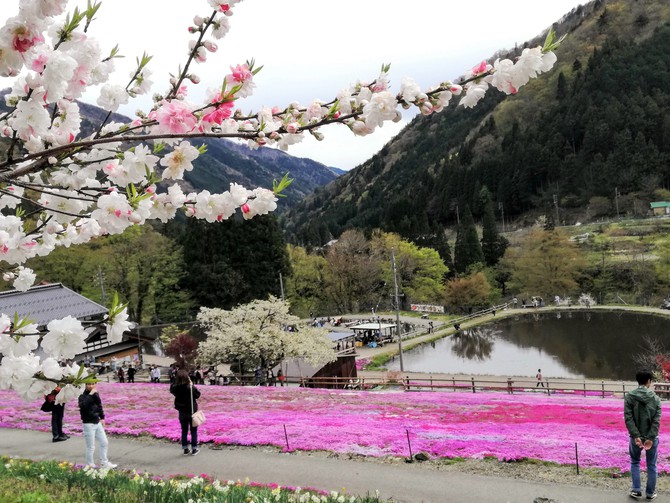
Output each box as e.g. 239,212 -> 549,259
203,40 -> 218,53
188,26 -> 198,34
256,137 -> 267,146
286,122 -> 299,134
48,156 -> 57,165
169,77 -> 177,85
193,15 -> 204,26
449,85 -> 463,95
2,272 -> 14,282
2,126 -> 13,137
241,203 -> 250,214
129,212 -> 143,224
420,103 -> 433,115
188,74 -> 200,84
311,131 -> 324,141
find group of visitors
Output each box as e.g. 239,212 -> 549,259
115,365 -> 136,383
41,356 -> 663,501
44,364 -> 204,467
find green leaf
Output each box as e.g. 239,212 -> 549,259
273,173 -> 294,197
542,28 -> 566,52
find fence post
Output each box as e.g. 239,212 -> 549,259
583,381 -> 586,397
471,377 -> 476,393
622,382 -> 625,398
601,380 -> 605,398
546,380 -> 550,396
452,376 -> 456,392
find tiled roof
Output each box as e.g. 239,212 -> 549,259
0,283 -> 107,327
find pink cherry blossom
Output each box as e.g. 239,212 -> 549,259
230,64 -> 252,83
154,100 -> 197,134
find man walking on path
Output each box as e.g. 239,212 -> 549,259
624,369 -> 661,500
536,369 -> 544,388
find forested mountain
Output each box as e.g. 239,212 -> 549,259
283,0 -> 670,245
0,95 -> 340,210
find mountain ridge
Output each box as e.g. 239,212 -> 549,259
282,0 -> 670,244
0,91 -> 341,211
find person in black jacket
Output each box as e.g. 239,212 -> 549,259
78,382 -> 116,469
45,386 -> 68,442
170,369 -> 201,455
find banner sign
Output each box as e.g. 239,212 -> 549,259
410,304 -> 444,313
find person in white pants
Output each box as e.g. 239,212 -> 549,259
78,382 -> 117,469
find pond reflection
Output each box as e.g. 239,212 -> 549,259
387,310 -> 670,380
451,328 -> 495,361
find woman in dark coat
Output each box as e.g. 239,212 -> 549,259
169,369 -> 201,455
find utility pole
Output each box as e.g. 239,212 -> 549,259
279,272 -> 285,302
455,205 -> 460,226
615,187 -> 620,220
498,202 -> 505,233
391,249 -> 404,372
97,266 -> 106,305
553,194 -> 559,226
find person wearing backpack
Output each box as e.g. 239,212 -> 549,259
624,369 -> 662,500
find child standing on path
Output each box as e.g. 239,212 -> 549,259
78,382 -> 117,469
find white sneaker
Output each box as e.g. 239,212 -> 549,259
100,462 -> 117,469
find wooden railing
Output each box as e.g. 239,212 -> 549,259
271,375 -> 647,398
119,372 -> 668,401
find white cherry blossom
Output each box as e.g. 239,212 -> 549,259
42,315 -> 87,360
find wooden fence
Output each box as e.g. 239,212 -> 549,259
267,375 -> 653,399
120,371 -> 669,400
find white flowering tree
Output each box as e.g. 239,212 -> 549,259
0,0 -> 562,399
197,296 -> 335,377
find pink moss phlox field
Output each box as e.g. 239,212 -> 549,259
0,383 -> 666,472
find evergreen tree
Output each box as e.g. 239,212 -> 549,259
481,200 -> 508,267
453,205 -> 484,274
177,215 -> 290,310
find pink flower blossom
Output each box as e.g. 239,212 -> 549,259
202,95 -> 234,125
154,100 -> 197,134
230,64 -> 252,83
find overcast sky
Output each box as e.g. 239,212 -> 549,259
4,0 -> 586,169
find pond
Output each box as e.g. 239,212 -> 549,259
386,310 -> 670,380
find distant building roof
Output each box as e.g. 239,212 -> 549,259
327,331 -> 356,342
0,283 -> 107,327
351,323 -> 396,331
650,201 -> 670,208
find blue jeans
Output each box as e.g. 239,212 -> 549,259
630,436 -> 658,496
178,411 -> 198,449
82,422 -> 109,467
